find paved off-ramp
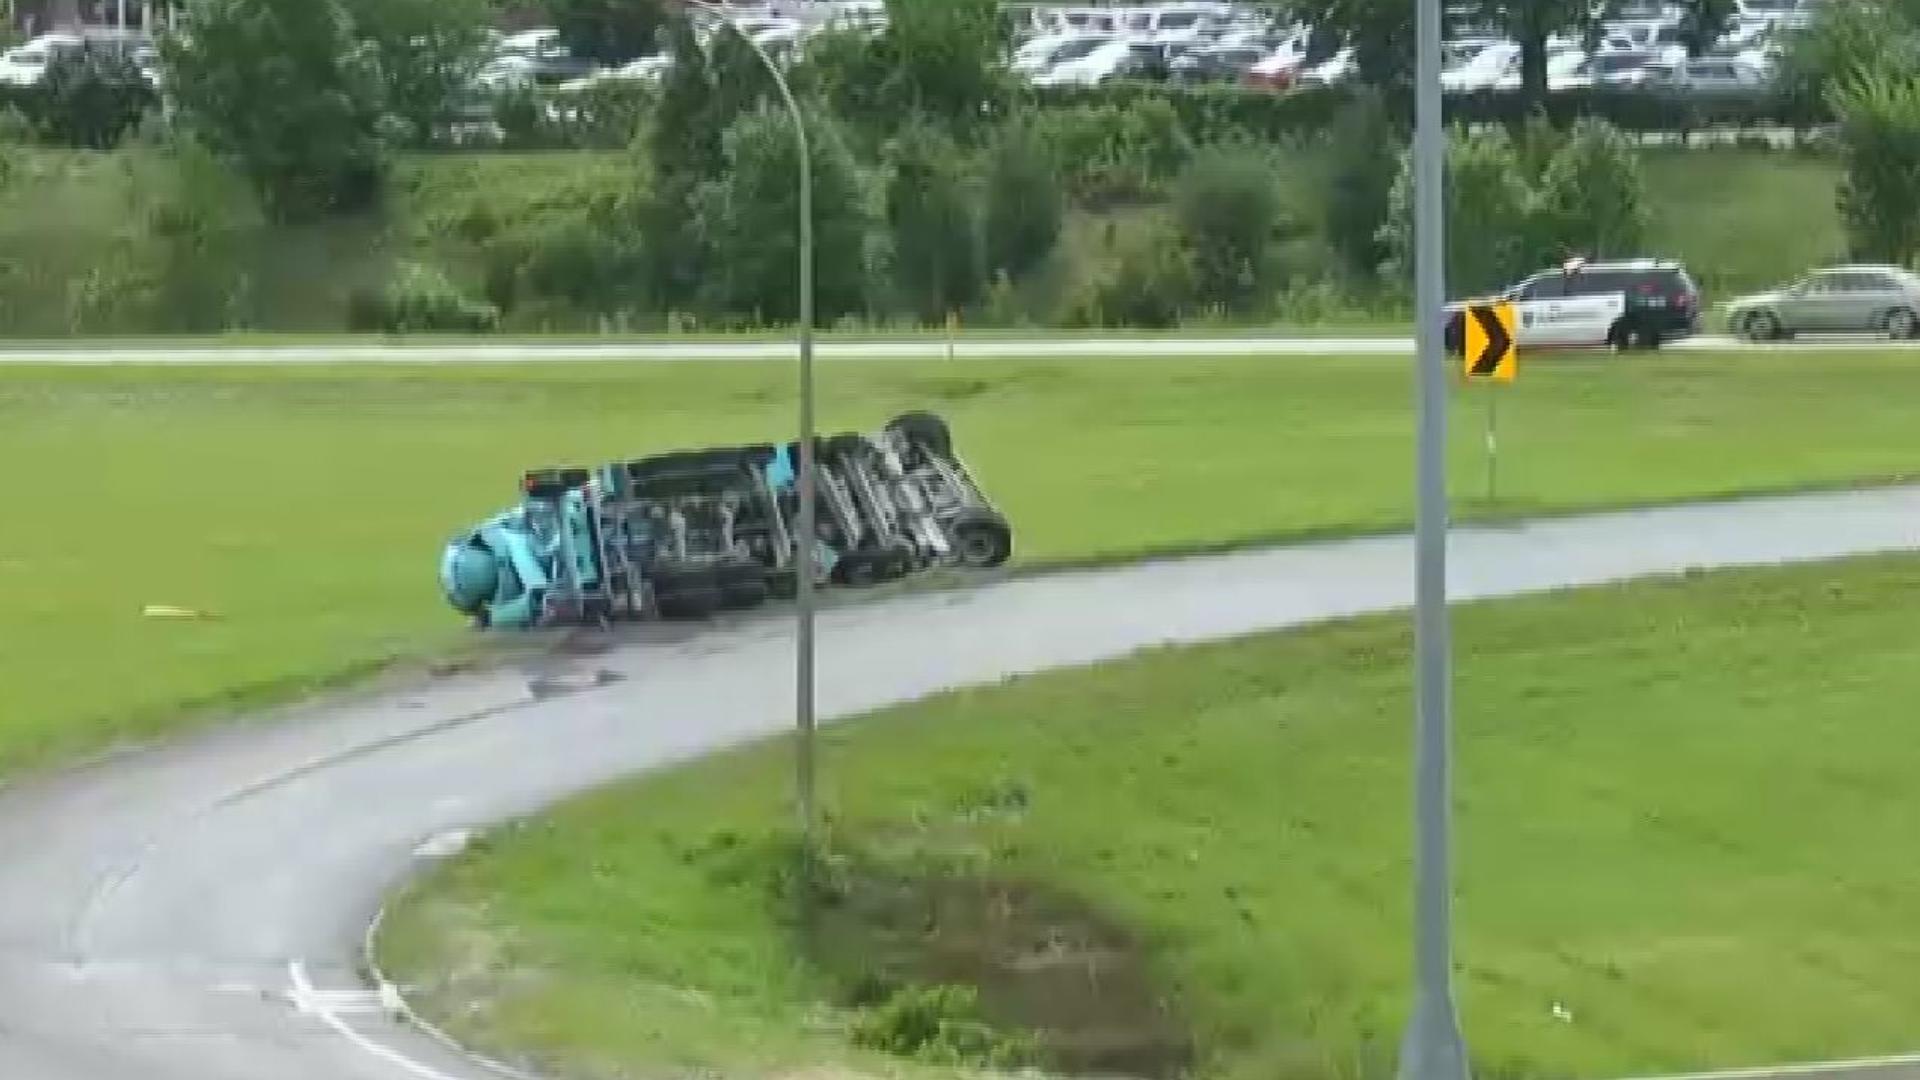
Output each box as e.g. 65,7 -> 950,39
2,486 -> 1919,1080
0,333 -> 1917,365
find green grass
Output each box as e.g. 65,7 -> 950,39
378,554 -> 1920,1080
2,350 -> 1917,779
1640,148 -> 1844,300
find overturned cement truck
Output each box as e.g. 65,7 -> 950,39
438,412 -> 1013,628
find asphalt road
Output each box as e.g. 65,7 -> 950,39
2,486 -> 1919,1080
0,333 -> 1916,364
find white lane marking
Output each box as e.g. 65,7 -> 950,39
289,959 -> 470,1080
1621,1054 -> 1920,1080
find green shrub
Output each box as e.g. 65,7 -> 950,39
36,50 -> 156,150
483,210 -> 648,316
1381,118 -> 1656,292
138,141 -> 265,332
0,105 -> 32,145
1829,68 -> 1920,265
982,117 -> 1063,280
481,82 -> 655,153
1030,82 -> 1350,145
1535,117 -> 1652,261
884,120 -> 983,321
1062,220 -> 1195,328
1380,125 -> 1537,295
348,262 -> 499,333
1320,87 -> 1401,281
1032,82 -> 1814,145
697,105 -> 874,325
161,0 -> 391,220
1033,96 -> 1192,205
849,984 -> 1037,1068
1174,141 -> 1294,311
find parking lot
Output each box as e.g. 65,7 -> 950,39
466,0 -> 1814,99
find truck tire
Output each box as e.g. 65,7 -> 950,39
833,550 -> 881,587
826,432 -> 871,461
882,540 -> 918,581
886,411 -> 952,457
950,511 -> 1013,569
717,560 -> 770,610
651,566 -> 721,619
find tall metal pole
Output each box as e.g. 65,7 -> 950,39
790,96 -> 817,854
687,3 -> 818,850
1396,0 -> 1470,1066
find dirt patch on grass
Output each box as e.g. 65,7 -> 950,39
794,848 -> 1193,1077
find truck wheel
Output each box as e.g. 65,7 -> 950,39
833,551 -> 880,587
951,513 -> 1012,569
882,540 -> 918,580
652,567 -> 721,619
718,561 -> 770,609
826,433 -> 871,460
886,412 -> 952,457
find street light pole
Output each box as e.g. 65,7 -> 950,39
684,3 -> 818,850
1397,0 -> 1470,1069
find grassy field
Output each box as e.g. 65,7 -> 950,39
1,350 -> 1916,779
378,553 -> 1920,1080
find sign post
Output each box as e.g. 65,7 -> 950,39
1461,302 -> 1517,509
1485,387 -> 1499,507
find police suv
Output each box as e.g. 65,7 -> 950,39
1445,258 -> 1703,353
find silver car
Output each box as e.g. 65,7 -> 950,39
1725,266 -> 1920,340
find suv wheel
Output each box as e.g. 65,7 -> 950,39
1607,321 -> 1633,352
1886,308 -> 1918,340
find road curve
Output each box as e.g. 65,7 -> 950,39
2,486 -> 1919,1080
0,333 -> 1917,364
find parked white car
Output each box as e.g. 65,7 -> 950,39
1441,40 -> 1516,91
1295,48 -> 1353,87
1492,46 -> 1584,91
1117,5 -> 1222,46
1032,39 -> 1162,86
0,34 -> 84,87
1013,32 -> 1113,75
1243,34 -> 1309,88
1659,55 -> 1770,92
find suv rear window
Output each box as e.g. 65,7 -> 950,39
1567,270 -> 1635,295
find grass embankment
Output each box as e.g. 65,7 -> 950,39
1640,148 -> 1844,299
1,350 -> 1915,778
0,147 -> 1842,336
378,554 -> 1920,1080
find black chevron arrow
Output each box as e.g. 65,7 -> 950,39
1470,304 -> 1510,377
